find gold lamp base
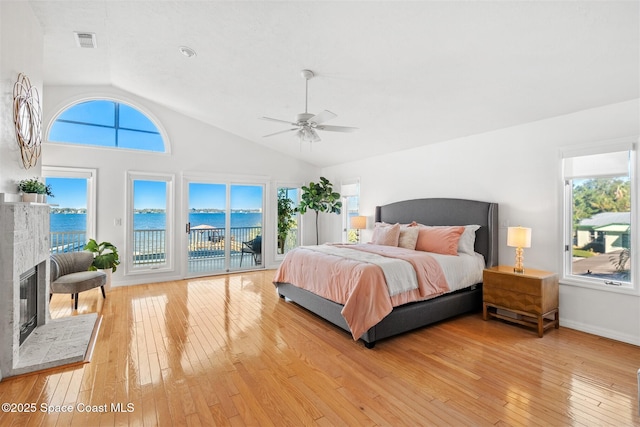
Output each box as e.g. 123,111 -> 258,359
513,247 -> 525,274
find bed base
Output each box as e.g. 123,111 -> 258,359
277,282 -> 483,348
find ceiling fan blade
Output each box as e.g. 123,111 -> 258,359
309,110 -> 337,125
316,124 -> 358,133
263,128 -> 299,138
260,116 -> 296,125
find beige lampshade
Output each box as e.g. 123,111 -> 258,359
350,216 -> 367,230
507,226 -> 532,248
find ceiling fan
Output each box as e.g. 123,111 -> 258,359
261,69 -> 357,143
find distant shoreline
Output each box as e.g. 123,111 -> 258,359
51,209 -> 261,214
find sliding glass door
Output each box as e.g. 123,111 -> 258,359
185,179 -> 264,276
231,185 -> 264,269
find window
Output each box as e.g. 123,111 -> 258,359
562,141 -> 636,290
43,167 -> 96,254
276,186 -> 300,256
126,172 -> 174,273
48,100 -> 166,152
341,180 -> 360,243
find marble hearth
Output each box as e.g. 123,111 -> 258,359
0,202 -> 98,381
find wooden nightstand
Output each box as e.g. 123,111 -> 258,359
483,266 -> 559,337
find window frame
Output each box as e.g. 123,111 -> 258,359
42,166 -> 97,243
125,171 -> 176,276
46,96 -> 171,154
341,179 -> 361,243
560,138 -> 638,295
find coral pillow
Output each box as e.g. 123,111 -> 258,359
371,223 -> 401,246
415,226 -> 465,255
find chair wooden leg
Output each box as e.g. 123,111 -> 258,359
101,286 -> 106,299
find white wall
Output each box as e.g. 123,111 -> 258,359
0,2 -> 44,196
42,85 -> 321,286
322,99 -> 640,345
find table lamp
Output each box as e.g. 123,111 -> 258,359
507,226 -> 532,274
350,216 -> 367,243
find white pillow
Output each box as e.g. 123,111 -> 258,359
398,226 -> 419,250
458,225 -> 480,255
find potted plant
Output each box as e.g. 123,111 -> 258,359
296,177 -> 342,245
277,189 -> 297,254
17,177 -> 46,202
84,239 -> 120,291
42,183 -> 54,203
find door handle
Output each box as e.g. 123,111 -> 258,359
186,222 -> 191,234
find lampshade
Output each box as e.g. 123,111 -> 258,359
507,226 -> 532,248
350,216 -> 367,230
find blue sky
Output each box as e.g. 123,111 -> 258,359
190,183 -> 263,210
45,177 -> 86,208
134,180 -> 167,209
49,100 -> 164,151
46,178 -> 263,210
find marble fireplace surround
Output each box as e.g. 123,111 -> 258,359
0,202 -> 98,381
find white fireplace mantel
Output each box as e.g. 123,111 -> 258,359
0,201 -> 100,382
0,202 -> 51,380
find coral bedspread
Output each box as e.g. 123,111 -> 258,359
273,244 -> 450,339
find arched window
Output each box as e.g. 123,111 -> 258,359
48,100 -> 166,152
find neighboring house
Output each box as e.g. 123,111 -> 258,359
576,212 -> 630,253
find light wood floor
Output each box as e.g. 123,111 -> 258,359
1,270 -> 638,426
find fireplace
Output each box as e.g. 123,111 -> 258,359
1,200 -> 99,381
0,202 -> 51,380
19,266 -> 38,345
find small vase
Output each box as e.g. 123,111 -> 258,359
21,193 -> 38,203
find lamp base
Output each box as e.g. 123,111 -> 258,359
513,247 -> 525,274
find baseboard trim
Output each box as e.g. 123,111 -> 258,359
560,318 -> 640,346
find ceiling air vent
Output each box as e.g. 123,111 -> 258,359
74,32 -> 97,48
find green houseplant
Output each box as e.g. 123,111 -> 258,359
296,177 -> 342,245
17,177 -> 47,202
277,189 -> 297,254
84,239 -> 120,272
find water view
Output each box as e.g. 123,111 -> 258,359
50,212 -> 263,255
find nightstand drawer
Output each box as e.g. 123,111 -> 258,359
483,269 -> 544,296
483,287 -> 544,314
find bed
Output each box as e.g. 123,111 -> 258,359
274,198 -> 499,348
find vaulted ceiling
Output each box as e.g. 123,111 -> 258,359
29,1 -> 639,167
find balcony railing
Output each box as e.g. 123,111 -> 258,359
50,227 -> 263,268
50,231 -> 87,254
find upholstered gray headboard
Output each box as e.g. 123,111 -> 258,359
375,198 -> 499,267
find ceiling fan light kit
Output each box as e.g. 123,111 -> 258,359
261,69 -> 357,144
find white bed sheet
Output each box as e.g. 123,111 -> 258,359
424,251 -> 486,292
